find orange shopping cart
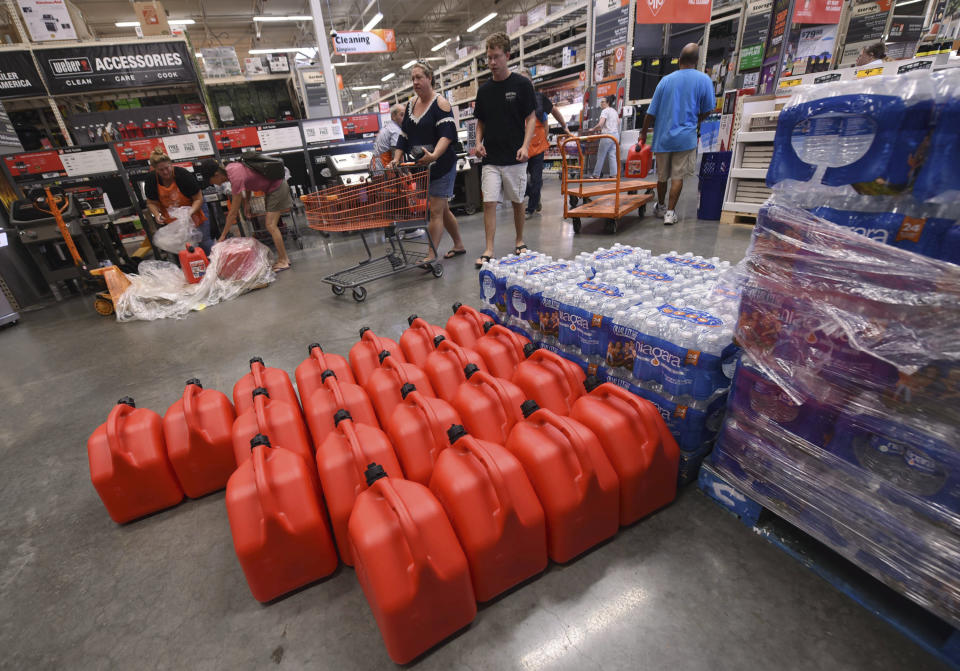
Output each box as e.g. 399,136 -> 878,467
300,164 -> 441,302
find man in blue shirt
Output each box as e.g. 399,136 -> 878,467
639,44 -> 716,225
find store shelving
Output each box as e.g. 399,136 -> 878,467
721,96 -> 777,217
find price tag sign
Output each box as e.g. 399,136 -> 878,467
302,118 -> 345,144
257,125 -> 303,152
163,132 -> 214,161
59,149 -> 117,177
778,77 -> 803,89
855,67 -> 884,78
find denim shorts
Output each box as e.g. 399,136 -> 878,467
429,164 -> 457,199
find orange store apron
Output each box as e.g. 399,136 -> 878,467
158,178 -> 205,227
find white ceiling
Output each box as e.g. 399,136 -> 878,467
73,0 -> 531,92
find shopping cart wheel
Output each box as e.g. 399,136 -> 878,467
605,219 -> 619,234
353,286 -> 367,302
463,205 -> 477,215
572,218 -> 581,234
331,285 -> 345,296
431,263 -> 444,278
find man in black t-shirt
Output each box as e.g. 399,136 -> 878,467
474,31 -> 536,268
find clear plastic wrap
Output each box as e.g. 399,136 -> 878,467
115,238 -> 275,321
714,202 -> 960,628
152,205 -> 202,253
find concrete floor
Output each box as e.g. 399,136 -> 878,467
0,177 -> 947,670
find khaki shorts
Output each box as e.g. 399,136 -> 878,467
482,163 -> 527,204
655,148 -> 697,182
265,183 -> 293,213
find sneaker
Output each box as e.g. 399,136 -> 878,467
663,210 -> 678,226
654,203 -> 667,218
535,203 -> 542,213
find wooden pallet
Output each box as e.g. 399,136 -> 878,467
567,192 -> 654,220
720,210 -> 758,226
565,178 -> 658,199
699,463 -> 960,669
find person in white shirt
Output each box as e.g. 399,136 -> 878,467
371,104 -> 405,171
589,95 -> 620,178
856,42 -> 886,68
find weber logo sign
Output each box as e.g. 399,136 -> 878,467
647,0 -> 665,15
37,41 -> 195,94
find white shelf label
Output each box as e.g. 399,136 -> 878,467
163,133 -> 214,161
59,149 -> 117,177
257,126 -> 303,152
302,119 -> 345,144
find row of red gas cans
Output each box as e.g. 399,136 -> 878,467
87,303 -> 680,664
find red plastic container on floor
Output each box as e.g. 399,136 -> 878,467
295,342 -> 356,404
349,464 -> 476,664
364,350 -> 436,427
385,383 -> 461,486
399,314 -> 449,368
445,302 -> 495,349
423,335 -> 488,403
178,245 -> 209,284
570,376 -> 680,525
452,364 -> 525,444
88,398 -> 184,523
233,357 -> 301,417
505,400 -> 620,563
349,327 -> 405,387
512,344 -> 586,416
303,369 -> 379,447
430,425 -> 547,601
232,388 -> 315,473
474,323 -> 530,379
315,410 -> 403,565
226,434 -> 338,602
217,243 -> 260,281
163,379 -> 237,498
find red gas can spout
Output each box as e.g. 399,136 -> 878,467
407,314 -> 419,326
334,409 -> 352,426
186,245 -> 195,252
378,350 -> 392,364
523,343 -> 538,358
483,321 -> 494,334
309,343 -> 323,353
464,363 -> 480,378
186,378 -> 202,388
250,433 -> 270,449
249,357 -> 264,368
359,326 -> 371,337
365,462 -> 388,485
252,387 -> 269,398
321,369 -> 337,382
451,302 -> 462,314
583,375 -> 602,393
118,396 -> 136,407
433,335 -> 445,347
400,383 -> 417,399
521,399 -> 540,418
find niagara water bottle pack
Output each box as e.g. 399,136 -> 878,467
503,259 -> 590,336
766,69 -> 959,264
478,251 -> 546,312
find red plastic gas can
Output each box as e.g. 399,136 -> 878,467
226,434 -> 338,602
349,464 -> 476,664
232,388 -> 315,473
349,326 -> 406,387
385,383 -> 461,486
423,335 -> 488,403
216,240 -> 260,281
430,425 -> 547,601
452,364 -> 525,444
445,302 -> 495,349
505,400 -> 620,562
295,342 -> 355,404
624,141 -> 652,179
316,410 -> 403,565
399,314 -> 449,367
163,379 -> 237,498
178,245 -> 209,284
233,357 -> 301,417
570,376 -> 680,525
364,350 -> 436,427
474,323 -> 530,379
303,369 -> 380,447
512,345 -> 586,415
88,398 -> 184,523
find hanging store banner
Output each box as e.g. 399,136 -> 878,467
35,41 -> 197,95
739,0 -> 772,71
0,50 -> 47,99
792,0 -> 843,24
636,0 -> 712,24
594,0 -> 630,83
331,29 -> 397,55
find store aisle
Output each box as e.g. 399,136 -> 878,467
0,176 -> 946,670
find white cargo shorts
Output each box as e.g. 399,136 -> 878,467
481,163 -> 527,204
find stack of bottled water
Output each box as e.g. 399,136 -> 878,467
573,243 -> 650,276
504,258 -> 590,335
478,252 -> 545,312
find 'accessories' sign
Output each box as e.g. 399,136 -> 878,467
35,41 -> 196,94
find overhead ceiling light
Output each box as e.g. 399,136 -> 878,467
431,38 -> 451,52
402,59 -> 418,69
333,61 -> 371,67
114,21 -> 140,27
895,0 -> 922,4
422,56 -> 445,61
352,85 -> 382,90
467,12 -> 497,33
362,12 -> 383,32
381,72 -> 396,81
252,16 -> 313,22
249,47 -> 316,55
116,19 -> 194,26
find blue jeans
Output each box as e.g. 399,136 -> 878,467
525,153 -> 545,213
592,137 -> 618,178
197,202 -> 214,255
